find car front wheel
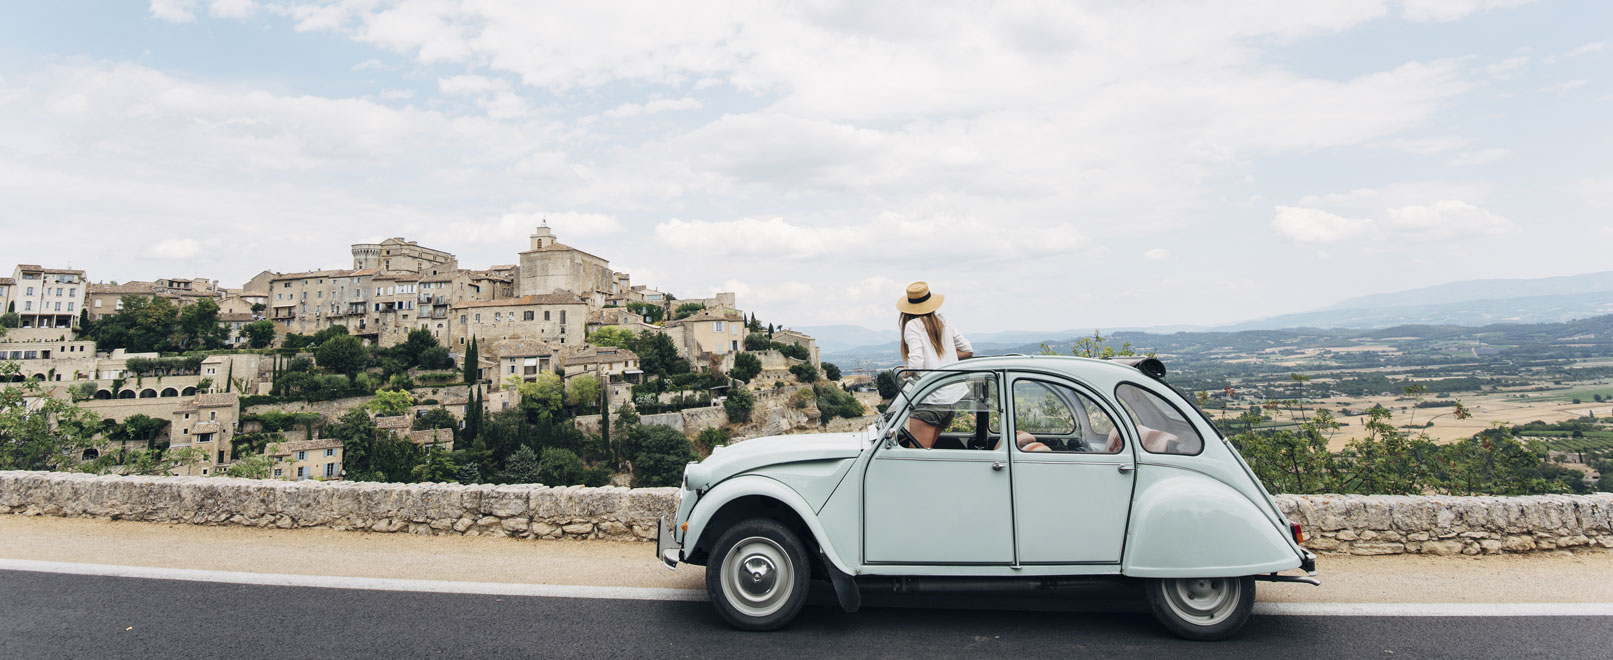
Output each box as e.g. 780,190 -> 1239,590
705,518 -> 811,631
1143,576 -> 1256,641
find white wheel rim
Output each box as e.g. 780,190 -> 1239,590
720,536 -> 793,618
1161,578 -> 1241,627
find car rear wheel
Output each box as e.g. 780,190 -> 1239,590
1143,576 -> 1256,641
705,518 -> 811,631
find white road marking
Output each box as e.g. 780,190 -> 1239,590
0,558 -> 704,602
4,558 -> 1612,617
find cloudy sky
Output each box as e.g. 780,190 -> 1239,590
1,1 -> 1608,333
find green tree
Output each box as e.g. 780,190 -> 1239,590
566,375 -> 602,409
730,352 -> 761,382
537,447 -> 586,485
814,384 -> 866,425
463,387 -> 484,445
311,324 -> 350,345
673,302 -> 706,320
790,362 -> 819,383
743,333 -> 771,351
875,370 -> 901,399
367,389 -> 416,416
0,312 -> 20,329
632,424 -> 695,487
315,334 -> 365,376
822,362 -> 842,381
502,445 -> 543,483
225,453 -> 278,479
695,427 -> 731,454
724,386 -> 756,423
625,301 -> 665,324
518,373 -> 566,424
177,298 -> 228,350
418,346 -> 454,370
393,328 -> 441,368
411,447 -> 459,483
588,327 -> 638,348
413,407 -> 458,432
634,331 -> 680,378
325,409 -> 377,476
773,342 -> 810,361
463,336 -> 480,383
0,363 -> 105,471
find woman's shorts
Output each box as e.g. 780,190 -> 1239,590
909,404 -> 956,430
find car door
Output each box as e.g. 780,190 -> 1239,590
863,371 -> 1013,565
1007,374 -> 1136,564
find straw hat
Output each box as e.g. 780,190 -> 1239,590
897,281 -> 944,315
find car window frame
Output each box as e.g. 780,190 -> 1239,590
1005,372 -> 1130,457
879,368 -> 1005,454
1113,380 -> 1207,457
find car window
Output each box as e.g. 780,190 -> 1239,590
1114,383 -> 1204,455
1012,379 -> 1122,454
888,372 -> 1001,451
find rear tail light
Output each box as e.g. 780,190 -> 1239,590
1291,522 -> 1305,545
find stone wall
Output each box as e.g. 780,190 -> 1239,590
1277,494 -> 1613,556
4,471 -> 1610,554
0,471 -> 676,541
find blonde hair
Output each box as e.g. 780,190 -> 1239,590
899,312 -> 946,362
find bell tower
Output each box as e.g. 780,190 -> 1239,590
530,221 -> 554,250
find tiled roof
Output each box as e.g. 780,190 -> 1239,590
452,294 -> 584,309
566,347 -> 638,366
217,313 -> 256,322
0,278 -> 14,285
88,281 -> 160,295
518,240 -> 608,262
177,393 -> 238,411
374,415 -> 413,430
272,438 -> 343,454
665,307 -> 744,326
494,338 -> 554,358
271,268 -> 376,281
409,428 -> 454,445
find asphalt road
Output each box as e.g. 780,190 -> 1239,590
3,569 -> 1610,660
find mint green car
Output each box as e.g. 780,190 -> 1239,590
657,356 -> 1316,640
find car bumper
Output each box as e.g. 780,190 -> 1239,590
656,517 -> 681,571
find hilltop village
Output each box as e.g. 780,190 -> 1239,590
0,226 -> 865,486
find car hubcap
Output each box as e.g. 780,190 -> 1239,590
1161,578 -> 1240,627
721,537 -> 793,617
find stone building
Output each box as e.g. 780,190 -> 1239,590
0,276 -> 13,317
517,226 -> 614,297
350,237 -> 457,275
561,346 -> 642,385
493,338 -> 556,386
267,268 -> 377,337
451,294 -> 589,349
169,393 -> 240,477
270,438 -> 343,481
771,328 -> 821,367
10,265 -> 86,329
663,307 -> 747,362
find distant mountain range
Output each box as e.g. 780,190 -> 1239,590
810,270 -> 1613,365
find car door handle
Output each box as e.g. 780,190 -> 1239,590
992,462 -> 1005,471
1117,464 -> 1135,474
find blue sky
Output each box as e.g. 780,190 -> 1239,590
0,1 -> 1608,332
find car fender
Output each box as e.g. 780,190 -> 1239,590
682,474 -> 856,575
1124,465 -> 1301,578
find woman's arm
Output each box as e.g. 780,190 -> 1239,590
903,320 -> 928,372
952,325 -> 974,359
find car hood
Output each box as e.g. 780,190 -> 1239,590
688,430 -> 870,489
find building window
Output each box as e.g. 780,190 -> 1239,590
325,448 -> 336,457
274,468 -> 283,477
523,311 -> 534,321
297,450 -> 307,461
714,321 -> 724,332
544,311 -> 550,321
460,314 -> 467,324
475,314 -> 481,323
325,463 -> 337,478
494,312 -> 501,322
297,466 -> 307,480
560,310 -> 567,324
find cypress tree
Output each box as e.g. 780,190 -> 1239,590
463,336 -> 479,384
225,361 -> 233,393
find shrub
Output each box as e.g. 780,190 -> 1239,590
822,362 -> 842,381
814,384 -> 866,425
743,333 -> 771,351
724,386 -> 756,423
695,427 -> 731,454
730,352 -> 762,382
772,342 -> 810,361
633,425 -> 695,487
789,362 -> 819,383
875,370 -> 901,399
537,447 -> 586,486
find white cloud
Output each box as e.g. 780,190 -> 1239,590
1143,248 -> 1171,261
353,59 -> 393,72
1398,0 -> 1539,23
603,97 -> 702,119
1544,41 -> 1605,64
151,238 -> 201,259
208,0 -> 259,19
1382,200 -> 1514,238
654,212 -> 1090,263
149,0 -> 198,22
1273,206 -> 1374,244
1447,148 -> 1512,166
1543,80 -> 1588,94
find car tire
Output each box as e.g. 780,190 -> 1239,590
705,518 -> 812,631
1143,576 -> 1256,641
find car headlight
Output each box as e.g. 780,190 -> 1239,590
684,464 -> 713,493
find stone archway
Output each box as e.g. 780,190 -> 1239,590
118,389 -> 137,399
160,387 -> 179,398
94,389 -> 113,400
181,386 -> 197,396
139,389 -> 157,398
81,448 -> 99,461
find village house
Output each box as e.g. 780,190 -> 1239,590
0,276 -> 13,318
585,307 -> 651,335
350,237 -> 458,275
267,268 -> 377,337
560,346 -> 642,385
663,307 -> 747,362
168,393 -> 240,477
771,328 -> 822,367
10,265 -> 86,329
493,338 -> 556,385
270,438 -> 343,481
451,293 -> 589,348
408,427 -> 454,452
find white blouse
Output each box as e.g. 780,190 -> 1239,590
903,316 -> 974,404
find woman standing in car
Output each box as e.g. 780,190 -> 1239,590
898,282 -> 974,448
